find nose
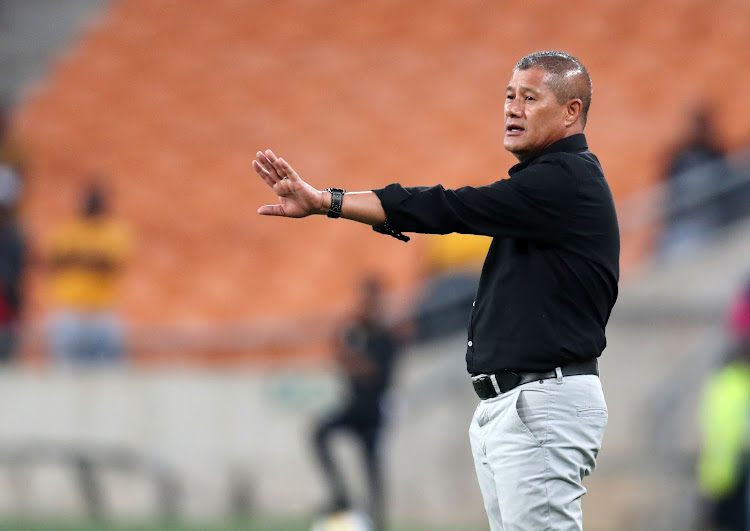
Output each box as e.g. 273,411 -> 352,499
506,98 -> 522,118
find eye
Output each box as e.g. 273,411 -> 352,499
525,96 -> 535,101
506,94 -> 514,100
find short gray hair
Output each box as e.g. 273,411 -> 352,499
515,51 -> 592,127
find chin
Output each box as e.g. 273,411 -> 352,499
504,141 -> 525,158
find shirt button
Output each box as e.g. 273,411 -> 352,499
473,301 -> 476,307
468,341 -> 473,347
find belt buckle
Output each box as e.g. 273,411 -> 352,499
471,375 -> 496,400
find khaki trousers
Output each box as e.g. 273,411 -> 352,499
469,374 -> 607,531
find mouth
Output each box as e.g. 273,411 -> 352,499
505,124 -> 525,136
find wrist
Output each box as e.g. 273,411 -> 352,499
318,190 -> 332,215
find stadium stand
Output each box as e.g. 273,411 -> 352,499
11,0 -> 750,364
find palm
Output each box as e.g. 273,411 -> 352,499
275,181 -> 318,218
252,149 -> 321,218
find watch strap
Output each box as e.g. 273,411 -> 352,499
325,188 -> 345,218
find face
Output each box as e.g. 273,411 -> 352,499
503,67 -> 576,161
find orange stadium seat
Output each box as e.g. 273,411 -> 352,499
14,0 -> 750,364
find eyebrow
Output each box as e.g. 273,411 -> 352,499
506,85 -> 541,94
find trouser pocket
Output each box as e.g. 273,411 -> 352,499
513,388 -> 549,446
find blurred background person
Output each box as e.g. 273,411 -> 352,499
659,106 -> 741,258
696,280 -> 750,531
0,104 -> 25,364
45,181 -> 132,366
0,169 -> 24,364
312,276 -> 401,530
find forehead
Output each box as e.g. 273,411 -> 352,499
506,67 -> 552,92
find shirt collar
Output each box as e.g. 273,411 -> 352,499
509,133 -> 588,174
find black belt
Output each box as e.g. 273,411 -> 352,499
471,359 -> 599,400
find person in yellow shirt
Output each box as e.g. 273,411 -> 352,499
697,282 -> 750,530
47,183 -> 131,365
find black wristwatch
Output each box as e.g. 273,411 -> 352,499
325,188 -> 346,218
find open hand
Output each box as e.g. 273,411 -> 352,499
253,150 -> 324,218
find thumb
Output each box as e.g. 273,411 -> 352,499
258,204 -> 286,216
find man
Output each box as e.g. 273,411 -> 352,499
253,51 -> 619,530
659,106 -> 734,257
0,166 -> 24,363
696,281 -> 750,530
0,104 -> 25,363
312,276 -> 399,530
46,182 -> 132,365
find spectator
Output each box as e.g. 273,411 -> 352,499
660,107 -> 735,257
312,276 -> 400,530
46,182 -> 132,366
696,281 -> 750,530
0,105 -> 25,363
0,166 -> 24,363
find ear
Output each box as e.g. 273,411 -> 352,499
564,99 -> 583,127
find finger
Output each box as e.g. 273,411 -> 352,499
266,152 -> 291,180
255,151 -> 281,183
258,204 -> 285,216
262,153 -> 287,180
264,149 -> 279,164
275,162 -> 289,180
256,150 -> 276,171
263,149 -> 281,171
252,160 -> 277,187
270,157 -> 291,180
277,158 -> 301,182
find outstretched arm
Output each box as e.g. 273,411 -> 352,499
252,149 -> 386,226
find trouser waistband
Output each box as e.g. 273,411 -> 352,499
471,359 -> 599,400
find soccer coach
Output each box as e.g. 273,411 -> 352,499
253,50 -> 619,531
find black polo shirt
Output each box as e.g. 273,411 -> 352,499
372,134 -> 619,375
